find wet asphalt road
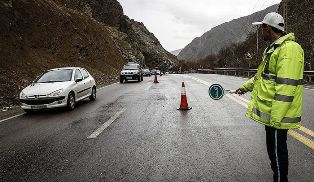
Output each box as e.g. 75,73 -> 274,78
0,74 -> 313,182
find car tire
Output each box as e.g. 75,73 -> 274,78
120,77 -> 123,83
67,92 -> 75,111
89,86 -> 96,101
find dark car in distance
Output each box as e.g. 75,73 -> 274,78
120,62 -> 143,83
142,69 -> 152,76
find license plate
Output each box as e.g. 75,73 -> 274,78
126,76 -> 133,80
31,105 -> 47,109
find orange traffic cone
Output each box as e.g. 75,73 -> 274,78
177,82 -> 192,110
153,72 -> 159,83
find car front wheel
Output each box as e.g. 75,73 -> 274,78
89,86 -> 96,101
67,92 -> 75,111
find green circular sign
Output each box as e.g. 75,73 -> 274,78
208,84 -> 224,100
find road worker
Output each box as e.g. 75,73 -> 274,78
235,12 -> 304,182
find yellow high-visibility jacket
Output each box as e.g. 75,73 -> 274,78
241,33 -> 304,129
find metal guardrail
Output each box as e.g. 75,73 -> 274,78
197,68 -> 314,83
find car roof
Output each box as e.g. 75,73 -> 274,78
126,62 -> 139,65
48,67 -> 82,71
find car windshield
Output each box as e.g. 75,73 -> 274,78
35,69 -> 73,83
123,64 -> 138,70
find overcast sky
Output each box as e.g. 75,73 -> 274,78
117,0 -> 281,52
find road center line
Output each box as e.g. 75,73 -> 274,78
288,130 -> 314,150
87,108 -> 126,139
231,94 -> 250,104
299,126 -> 314,138
226,94 -> 249,108
187,75 -> 314,150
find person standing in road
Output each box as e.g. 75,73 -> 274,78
235,12 -> 304,182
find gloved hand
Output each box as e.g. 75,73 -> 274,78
234,88 -> 247,95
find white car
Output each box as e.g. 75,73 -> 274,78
19,67 -> 96,112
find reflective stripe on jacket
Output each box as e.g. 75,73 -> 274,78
242,33 -> 304,129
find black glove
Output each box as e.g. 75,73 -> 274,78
235,88 -> 247,95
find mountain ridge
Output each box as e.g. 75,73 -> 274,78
178,4 -> 278,61
214,0 -> 314,70
170,49 -> 182,56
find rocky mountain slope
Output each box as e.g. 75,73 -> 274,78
215,0 -> 313,70
284,0 -> 313,68
0,0 -> 176,108
55,0 -> 177,70
178,4 -> 278,61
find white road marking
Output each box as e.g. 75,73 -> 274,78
226,94 -> 249,108
0,113 -> 24,123
231,93 -> 250,104
98,82 -> 119,90
87,108 -> 126,139
186,75 -> 212,86
145,85 -> 151,91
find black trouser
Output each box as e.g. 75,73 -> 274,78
265,126 -> 289,182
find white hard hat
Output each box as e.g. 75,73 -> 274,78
252,12 -> 285,32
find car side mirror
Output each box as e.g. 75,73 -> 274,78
75,78 -> 83,82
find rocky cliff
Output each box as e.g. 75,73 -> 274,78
55,0 -> 177,69
54,0 -> 124,27
178,4 -> 278,61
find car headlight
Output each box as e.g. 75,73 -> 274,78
48,89 -> 64,97
20,92 -> 27,99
